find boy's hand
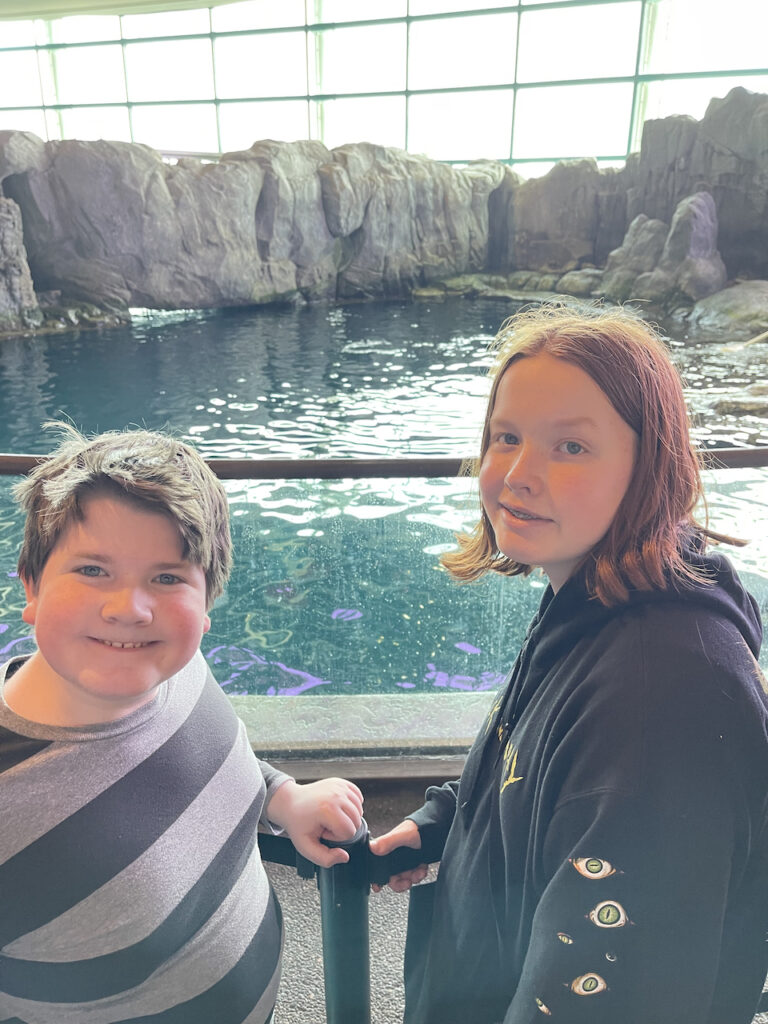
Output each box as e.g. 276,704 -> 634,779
266,778 -> 364,868
369,820 -> 428,892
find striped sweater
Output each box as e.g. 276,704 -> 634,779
0,650 -> 290,1024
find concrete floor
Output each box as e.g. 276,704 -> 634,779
267,778 -> 437,1024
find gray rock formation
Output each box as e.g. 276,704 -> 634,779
602,214 -> 668,303
0,85 -> 766,337
0,195 -> 41,333
687,281 -> 768,338
597,191 -> 727,308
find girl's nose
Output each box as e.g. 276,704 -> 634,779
503,444 -> 541,492
101,586 -> 153,623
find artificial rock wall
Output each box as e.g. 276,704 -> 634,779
0,86 -> 767,337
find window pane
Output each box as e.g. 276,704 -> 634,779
120,9 -> 211,39
59,106 -> 132,143
410,0 -> 512,12
125,40 -> 214,102
0,108 -> 49,138
513,83 -> 634,159
644,0 -> 768,74
313,0 -> 407,19
218,100 -> 310,151
48,15 -> 120,43
640,76 -> 768,126
131,103 -> 219,153
313,95 -> 406,150
0,50 -> 43,107
52,45 -> 126,105
408,14 -> 517,90
214,33 -> 307,99
408,89 -> 513,161
0,20 -> 38,47
311,24 -> 406,94
517,3 -> 641,83
212,0 -> 306,31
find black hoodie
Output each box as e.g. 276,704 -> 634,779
405,548 -> 768,1024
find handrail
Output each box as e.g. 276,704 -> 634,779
0,447 -> 767,479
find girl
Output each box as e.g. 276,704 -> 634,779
370,304 -> 768,1024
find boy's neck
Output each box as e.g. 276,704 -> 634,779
3,653 -> 161,727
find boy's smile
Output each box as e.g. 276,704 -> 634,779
8,493 -> 211,726
479,353 -> 637,591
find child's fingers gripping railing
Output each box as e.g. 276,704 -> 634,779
258,821 -> 432,1024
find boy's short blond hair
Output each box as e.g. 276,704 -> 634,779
14,423 -> 232,610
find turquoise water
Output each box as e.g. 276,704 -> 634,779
1,299 -> 766,691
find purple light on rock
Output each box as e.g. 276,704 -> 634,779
331,608 -> 363,621
455,641 -> 481,654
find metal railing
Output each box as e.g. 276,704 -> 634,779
259,822 -> 426,1024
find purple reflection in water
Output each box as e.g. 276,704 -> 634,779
454,641 -> 481,654
331,609 -> 363,621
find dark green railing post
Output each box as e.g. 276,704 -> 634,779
316,821 -> 372,1024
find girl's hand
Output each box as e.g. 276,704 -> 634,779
266,778 -> 364,868
369,819 -> 428,892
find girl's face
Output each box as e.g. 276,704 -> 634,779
479,352 -> 637,592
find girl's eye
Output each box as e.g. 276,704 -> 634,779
155,573 -> 182,585
77,565 -> 105,577
560,440 -> 585,455
498,432 -> 518,446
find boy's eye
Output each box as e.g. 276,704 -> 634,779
155,573 -> 182,585
560,440 -> 585,455
77,565 -> 105,577
497,432 -> 518,446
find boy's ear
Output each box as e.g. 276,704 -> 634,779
202,613 -> 211,635
20,574 -> 38,626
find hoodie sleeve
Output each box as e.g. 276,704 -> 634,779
500,610 -> 763,1024
407,779 -> 460,864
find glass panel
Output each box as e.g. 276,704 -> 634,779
0,108 -> 49,137
644,0 -> 768,75
517,2 -> 642,83
410,0 -> 513,12
120,8 -> 211,39
312,0 -> 407,19
125,39 -> 214,102
0,50 -> 43,107
212,0 -> 306,32
59,105 -> 132,143
311,23 -> 406,94
214,33 -> 307,99
130,103 -> 219,153
48,15 -> 120,43
218,100 -> 310,151
408,89 -> 513,161
638,76 -> 768,133
0,20 -> 38,47
44,108 -> 63,140
0,469 -> 765,705
52,44 -> 127,105
36,48 -> 57,106
312,95 -> 406,150
408,13 -> 517,90
513,82 -> 634,159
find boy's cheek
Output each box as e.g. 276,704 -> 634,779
20,576 -> 38,626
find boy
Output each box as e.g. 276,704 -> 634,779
0,424 -> 363,1024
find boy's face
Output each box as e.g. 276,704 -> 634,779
21,493 -> 211,724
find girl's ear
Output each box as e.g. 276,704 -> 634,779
21,575 -> 39,626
